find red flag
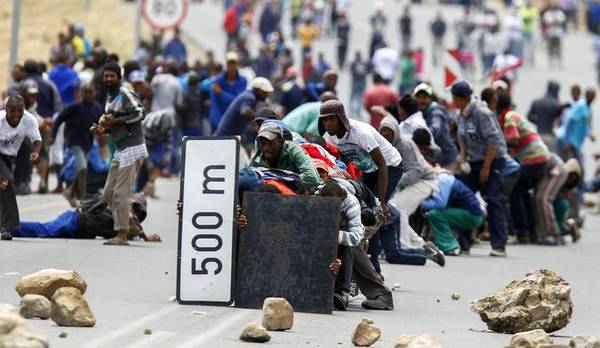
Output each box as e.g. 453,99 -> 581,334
444,67 -> 457,87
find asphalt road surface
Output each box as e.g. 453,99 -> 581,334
2,0 -> 600,347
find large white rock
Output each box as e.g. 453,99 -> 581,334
351,318 -> 381,347
15,269 -> 87,299
394,334 -> 442,348
19,295 -> 51,319
0,304 -> 48,348
261,297 -> 294,331
50,287 -> 96,327
471,269 -> 573,334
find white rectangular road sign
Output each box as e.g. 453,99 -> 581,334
177,137 -> 239,305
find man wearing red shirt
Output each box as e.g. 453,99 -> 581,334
363,73 -> 398,128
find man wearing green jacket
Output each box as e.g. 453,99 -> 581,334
251,123 -> 323,193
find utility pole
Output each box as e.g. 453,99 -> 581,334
8,0 -> 21,87
134,0 -> 142,54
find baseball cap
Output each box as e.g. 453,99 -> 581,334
319,100 -> 345,118
413,82 -> 433,96
257,123 -> 283,141
128,70 -> 145,83
253,107 -> 278,123
225,51 -> 239,62
492,79 -> 509,91
21,80 -> 38,94
251,77 -> 274,93
450,80 -> 473,98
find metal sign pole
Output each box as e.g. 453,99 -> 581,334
8,0 -> 21,87
134,0 -> 142,54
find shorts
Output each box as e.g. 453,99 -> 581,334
147,142 -> 165,169
71,146 -> 88,172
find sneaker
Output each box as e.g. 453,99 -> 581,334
361,292 -> 393,310
15,183 -> 31,196
507,235 -> 519,245
423,241 -> 441,256
565,219 -> 581,242
349,281 -> 359,298
539,235 -> 560,246
424,242 -> 445,267
462,249 -> 471,256
490,249 -> 507,257
1,230 -> 13,241
333,292 -> 349,311
444,248 -> 461,256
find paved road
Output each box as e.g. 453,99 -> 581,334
2,1 -> 600,347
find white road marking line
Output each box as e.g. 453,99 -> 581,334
126,330 -> 177,348
177,310 -> 254,348
2,272 -> 19,276
82,306 -> 180,348
20,201 -> 66,213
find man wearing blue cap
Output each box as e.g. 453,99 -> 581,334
452,81 -> 510,257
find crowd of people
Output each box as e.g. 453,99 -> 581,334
0,0 -> 597,311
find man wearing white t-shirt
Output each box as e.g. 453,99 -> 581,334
372,45 -> 399,85
0,95 -> 42,240
318,100 -> 402,216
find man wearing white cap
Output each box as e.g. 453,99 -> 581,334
414,82 -> 458,167
214,77 -> 273,137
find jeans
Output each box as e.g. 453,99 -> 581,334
367,206 -> 427,270
510,162 -> 547,242
0,155 -> 19,230
12,211 -> 79,238
349,82 -> 366,118
457,158 -> 509,251
362,164 -> 403,204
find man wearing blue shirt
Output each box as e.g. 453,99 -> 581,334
214,77 -> 273,137
557,88 -> 596,202
209,52 -> 247,131
163,28 -> 187,63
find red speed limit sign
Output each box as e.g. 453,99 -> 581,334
142,0 -> 190,30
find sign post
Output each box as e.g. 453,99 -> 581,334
142,0 -> 189,30
177,137 -> 239,305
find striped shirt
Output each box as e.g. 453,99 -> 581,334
500,110 -> 548,166
339,193 -> 365,247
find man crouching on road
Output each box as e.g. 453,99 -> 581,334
91,61 -> 148,246
0,95 -> 42,241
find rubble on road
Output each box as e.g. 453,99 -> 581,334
351,318 -> 381,347
0,305 -> 48,348
50,287 -> 96,327
471,269 -> 573,334
394,334 -> 442,348
262,297 -> 294,331
240,322 -> 271,343
570,336 -> 600,348
19,294 -> 51,319
505,329 -> 554,348
15,269 -> 87,299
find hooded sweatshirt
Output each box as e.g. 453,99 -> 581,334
527,81 -> 561,135
319,109 -> 401,173
379,115 -> 436,189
